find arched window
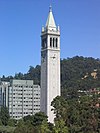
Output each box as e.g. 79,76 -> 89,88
44,38 -> 47,48
50,38 -> 52,47
53,38 -> 55,47
56,38 -> 58,48
42,39 -> 44,48
42,38 -> 47,48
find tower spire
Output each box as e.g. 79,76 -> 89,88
49,5 -> 52,12
45,6 -> 56,28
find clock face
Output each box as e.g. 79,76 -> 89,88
50,53 -> 56,59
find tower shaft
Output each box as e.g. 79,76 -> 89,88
40,7 -> 60,123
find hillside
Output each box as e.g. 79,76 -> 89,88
1,56 -> 100,98
61,56 -> 100,98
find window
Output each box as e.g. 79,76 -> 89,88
56,38 -> 58,48
44,38 -> 47,48
50,38 -> 52,47
53,38 -> 55,47
42,39 -> 45,48
42,38 -> 47,48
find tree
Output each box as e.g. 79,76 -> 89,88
14,112 -> 51,133
8,119 -> 17,127
0,106 -> 10,126
32,112 -> 48,126
67,95 -> 99,133
51,96 -> 69,132
53,119 -> 68,133
51,96 -> 68,122
14,119 -> 26,133
23,115 -> 34,123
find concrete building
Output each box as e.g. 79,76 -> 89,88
0,81 -> 9,107
9,80 -> 40,119
41,6 -> 60,123
0,80 -> 40,120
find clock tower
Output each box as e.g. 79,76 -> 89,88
40,6 -> 60,123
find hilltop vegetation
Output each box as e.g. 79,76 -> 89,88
1,56 -> 100,98
61,56 -> 100,89
1,65 -> 41,85
61,56 -> 100,98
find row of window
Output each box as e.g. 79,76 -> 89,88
42,38 -> 58,48
11,89 -> 33,91
11,112 -> 32,115
10,109 -> 40,116
50,38 -> 58,48
13,85 -> 33,88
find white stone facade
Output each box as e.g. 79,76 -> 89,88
41,7 -> 60,123
0,80 -> 40,120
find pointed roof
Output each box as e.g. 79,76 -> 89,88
46,6 -> 56,28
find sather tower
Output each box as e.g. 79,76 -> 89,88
40,6 -> 60,123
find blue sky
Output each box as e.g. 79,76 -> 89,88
0,0 -> 100,76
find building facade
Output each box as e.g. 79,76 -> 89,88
41,6 -> 60,123
0,81 -> 9,107
0,80 -> 40,120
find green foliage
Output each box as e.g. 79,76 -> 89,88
61,56 -> 100,98
8,119 -> 17,127
32,112 -> 48,126
51,96 -> 68,122
26,65 -> 41,85
14,119 -> 30,133
0,95 -> 98,133
67,95 -> 100,133
51,95 -> 100,133
53,119 -> 68,133
36,120 -> 52,133
0,106 -> 10,126
14,112 -> 50,133
0,120 -> 3,126
51,96 -> 69,132
1,65 -> 41,85
0,126 -> 15,133
23,115 -> 33,122
14,65 -> 41,85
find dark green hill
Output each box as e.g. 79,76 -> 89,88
1,56 -> 100,98
61,56 -> 100,98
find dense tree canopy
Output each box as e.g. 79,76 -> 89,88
0,106 -> 10,126
13,95 -> 100,133
61,56 -> 100,98
1,56 -> 100,97
0,95 -> 100,133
